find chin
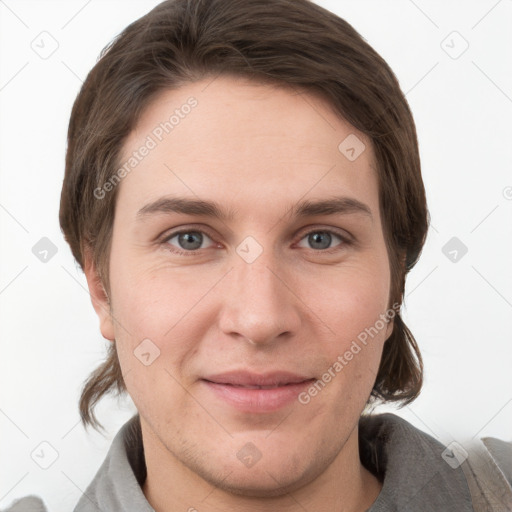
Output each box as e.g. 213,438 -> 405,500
209,469 -> 311,498
188,451 -> 320,499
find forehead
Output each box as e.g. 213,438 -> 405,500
116,75 -> 378,219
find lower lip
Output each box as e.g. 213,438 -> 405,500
202,379 -> 315,413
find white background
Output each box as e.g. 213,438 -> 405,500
1,0 -> 511,510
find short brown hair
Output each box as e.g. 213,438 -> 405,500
59,0 -> 428,431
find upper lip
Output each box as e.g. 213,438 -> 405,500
202,371 -> 314,387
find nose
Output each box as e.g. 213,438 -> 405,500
217,249 -> 302,347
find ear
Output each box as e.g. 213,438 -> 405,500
83,248 -> 115,342
384,317 -> 394,341
384,301 -> 401,342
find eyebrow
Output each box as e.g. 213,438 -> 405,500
135,196 -> 372,222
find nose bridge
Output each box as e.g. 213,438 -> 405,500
218,243 -> 300,345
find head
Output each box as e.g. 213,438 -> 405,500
60,0 -> 428,495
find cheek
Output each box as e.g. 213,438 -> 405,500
301,270 -> 390,413
313,259 -> 390,338
305,256 -> 391,395
109,252 -> 200,337
110,271 -> 198,421
108,256 -> 221,397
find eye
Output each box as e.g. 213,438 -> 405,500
161,226 -> 351,256
162,229 -> 217,256
296,229 -> 350,253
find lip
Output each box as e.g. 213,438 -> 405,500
202,370 -> 313,387
201,371 -> 315,413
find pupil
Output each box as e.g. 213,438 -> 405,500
180,232 -> 202,250
310,232 -> 330,249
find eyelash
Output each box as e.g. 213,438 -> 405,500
159,225 -> 353,256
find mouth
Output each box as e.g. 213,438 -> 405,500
200,372 -> 316,413
202,380 -> 314,389
202,370 -> 314,387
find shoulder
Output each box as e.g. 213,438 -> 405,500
461,436 -> 512,511
359,412 -> 512,512
0,495 -> 48,512
480,437 -> 512,486
359,412 -> 475,511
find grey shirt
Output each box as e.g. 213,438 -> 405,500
4,412 -> 511,511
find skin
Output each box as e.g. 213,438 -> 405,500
85,75 -> 394,512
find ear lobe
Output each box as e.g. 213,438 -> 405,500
83,249 -> 115,342
384,318 -> 394,341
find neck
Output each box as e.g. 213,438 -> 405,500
141,421 -> 382,512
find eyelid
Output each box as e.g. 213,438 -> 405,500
295,225 -> 353,244
159,224 -> 218,247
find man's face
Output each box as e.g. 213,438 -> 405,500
90,75 -> 393,495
